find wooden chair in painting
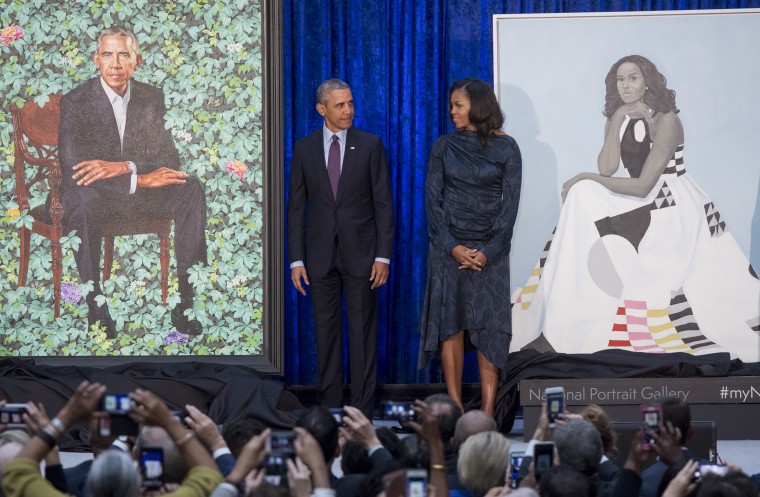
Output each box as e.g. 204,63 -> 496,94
10,94 -> 171,318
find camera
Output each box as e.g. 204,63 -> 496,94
545,387 -> 565,428
533,442 -> 554,482
405,469 -> 427,497
0,404 -> 28,429
640,404 -> 662,451
509,451 -> 525,488
329,408 -> 347,427
382,401 -> 416,423
140,447 -> 164,490
99,393 -> 138,437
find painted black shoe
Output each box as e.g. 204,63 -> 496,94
171,305 -> 203,336
88,305 -> 117,339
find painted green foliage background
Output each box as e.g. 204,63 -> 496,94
0,0 -> 264,357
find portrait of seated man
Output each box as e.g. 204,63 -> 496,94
58,26 -> 207,337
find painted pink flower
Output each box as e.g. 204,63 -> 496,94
225,160 -> 248,181
1,26 -> 24,47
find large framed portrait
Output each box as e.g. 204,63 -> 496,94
494,9 -> 760,292
0,1 -> 284,372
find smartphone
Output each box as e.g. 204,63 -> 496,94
101,393 -> 132,414
140,447 -> 164,490
640,404 -> 662,451
329,408 -> 347,427
266,431 -> 296,455
263,453 -> 289,476
509,451 -> 525,489
406,469 -> 428,497
545,387 -> 565,428
0,403 -> 28,429
382,401 -> 416,423
99,394 -> 138,437
533,442 -> 554,482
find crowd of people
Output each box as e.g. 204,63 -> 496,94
2,384 -> 759,497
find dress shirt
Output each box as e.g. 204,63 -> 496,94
290,123 -> 390,269
100,77 -> 137,193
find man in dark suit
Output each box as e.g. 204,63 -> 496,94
58,26 -> 206,337
288,79 -> 394,417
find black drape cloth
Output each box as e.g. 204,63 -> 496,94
493,349 -> 760,433
0,358 -> 304,450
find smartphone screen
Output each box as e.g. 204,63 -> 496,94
0,404 -> 27,429
267,431 -> 296,454
101,393 -> 131,414
640,405 -> 662,450
406,469 -> 427,497
533,443 -> 554,482
509,452 -> 525,488
140,448 -> 164,490
545,387 -> 565,427
382,401 -> 415,422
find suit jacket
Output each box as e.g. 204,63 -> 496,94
288,126 -> 394,278
58,77 -> 181,194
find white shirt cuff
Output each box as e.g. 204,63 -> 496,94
313,489 -> 336,497
290,261 -> 305,268
212,447 -> 232,459
374,258 -> 390,265
368,444 -> 384,457
127,161 -> 137,194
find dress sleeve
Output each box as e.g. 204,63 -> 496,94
480,138 -> 522,262
1,458 -> 69,497
425,137 -> 458,254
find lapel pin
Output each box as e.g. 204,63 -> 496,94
350,146 -> 356,150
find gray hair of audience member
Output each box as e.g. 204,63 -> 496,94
134,426 -> 187,483
316,79 -> 350,104
0,430 -> 30,446
452,409 -> 497,451
553,419 -> 603,477
457,431 -> 510,497
424,393 -> 463,444
85,449 -> 141,497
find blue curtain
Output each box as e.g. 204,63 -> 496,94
282,0 -> 759,386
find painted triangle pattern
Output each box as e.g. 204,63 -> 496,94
651,181 -> 676,210
607,290 -> 719,354
514,228 -> 556,310
704,202 -> 726,237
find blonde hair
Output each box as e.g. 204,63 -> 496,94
580,404 -> 617,456
457,431 -> 510,497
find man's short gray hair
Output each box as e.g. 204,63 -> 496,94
97,26 -> 140,59
85,450 -> 141,497
553,419 -> 603,476
457,431 -> 510,496
316,78 -> 351,104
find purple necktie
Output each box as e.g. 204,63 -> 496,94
327,134 -> 341,199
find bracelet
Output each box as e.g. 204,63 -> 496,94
35,429 -> 57,449
175,431 -> 195,447
50,417 -> 66,435
430,464 -> 446,471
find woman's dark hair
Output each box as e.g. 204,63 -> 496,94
697,471 -> 758,497
603,55 -> 678,118
449,78 -> 504,144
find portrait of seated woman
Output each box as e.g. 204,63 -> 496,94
511,54 -> 760,362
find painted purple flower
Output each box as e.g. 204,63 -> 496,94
163,330 -> 189,345
61,282 -> 82,304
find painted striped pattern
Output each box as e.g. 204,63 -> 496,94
662,145 -> 685,176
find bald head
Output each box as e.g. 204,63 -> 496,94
452,410 -> 497,451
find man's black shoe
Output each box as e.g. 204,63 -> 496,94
171,305 -> 203,335
88,305 -> 117,339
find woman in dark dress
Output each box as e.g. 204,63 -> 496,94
419,78 -> 522,416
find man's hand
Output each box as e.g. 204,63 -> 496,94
72,160 -> 131,186
137,167 -> 189,188
340,406 -> 381,450
291,266 -> 310,296
369,261 -> 389,289
184,405 -> 227,452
